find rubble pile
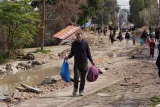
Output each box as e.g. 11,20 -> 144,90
0,76 -> 72,105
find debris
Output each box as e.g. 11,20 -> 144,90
17,62 -> 32,69
38,77 -> 57,86
15,87 -> 27,92
120,83 -> 130,86
105,67 -> 109,70
13,90 -> 21,100
0,95 -> 12,102
5,63 -> 12,72
32,61 -> 42,66
0,95 -> 8,101
25,53 -> 35,60
98,69 -> 103,74
21,84 -> 42,94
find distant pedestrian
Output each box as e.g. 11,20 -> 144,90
113,27 -> 116,37
109,31 -> 116,44
141,30 -> 148,43
146,36 -> 151,45
149,39 -> 155,58
96,27 -> 102,34
131,32 -> 136,45
155,29 -> 160,42
132,26 -> 136,31
149,32 -> 154,39
103,27 -> 107,36
117,31 -> 123,42
125,32 -> 130,44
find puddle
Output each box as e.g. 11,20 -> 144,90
0,67 -> 73,95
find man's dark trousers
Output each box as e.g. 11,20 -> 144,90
74,64 -> 88,92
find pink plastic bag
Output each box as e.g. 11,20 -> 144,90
86,66 -> 99,82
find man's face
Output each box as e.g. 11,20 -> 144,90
76,34 -> 82,42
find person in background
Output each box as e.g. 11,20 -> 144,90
125,32 -> 130,44
132,26 -> 136,31
117,31 -> 123,42
113,27 -> 116,38
146,36 -> 151,45
149,39 -> 156,58
103,27 -> 107,36
65,32 -> 95,96
149,25 -> 152,36
149,31 -> 153,39
155,29 -> 160,42
141,29 -> 148,43
109,30 -> 116,44
131,32 -> 136,45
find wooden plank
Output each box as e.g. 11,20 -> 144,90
21,84 -> 42,94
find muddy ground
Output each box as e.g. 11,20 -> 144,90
66,36 -> 160,107
1,31 -> 159,107
66,57 -> 160,107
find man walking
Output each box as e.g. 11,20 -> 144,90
65,32 -> 95,96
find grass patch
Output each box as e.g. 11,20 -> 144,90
33,49 -> 51,53
0,53 -> 11,64
149,96 -> 160,107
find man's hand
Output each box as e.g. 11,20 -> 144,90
65,56 -> 69,60
92,62 -> 95,66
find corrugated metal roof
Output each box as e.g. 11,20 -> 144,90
53,26 -> 80,40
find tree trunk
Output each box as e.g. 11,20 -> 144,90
1,26 -> 8,54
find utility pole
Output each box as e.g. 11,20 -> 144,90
41,0 -> 45,51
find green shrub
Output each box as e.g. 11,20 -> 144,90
0,53 -> 10,64
0,0 -> 40,53
149,96 -> 160,107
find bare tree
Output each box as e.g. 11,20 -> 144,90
54,0 -> 84,26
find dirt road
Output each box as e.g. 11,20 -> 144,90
65,33 -> 160,107
1,31 -> 160,107
66,57 -> 160,107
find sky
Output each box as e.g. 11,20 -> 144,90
117,0 -> 130,9
117,0 -> 159,9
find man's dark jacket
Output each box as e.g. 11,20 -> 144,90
68,40 -> 93,66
